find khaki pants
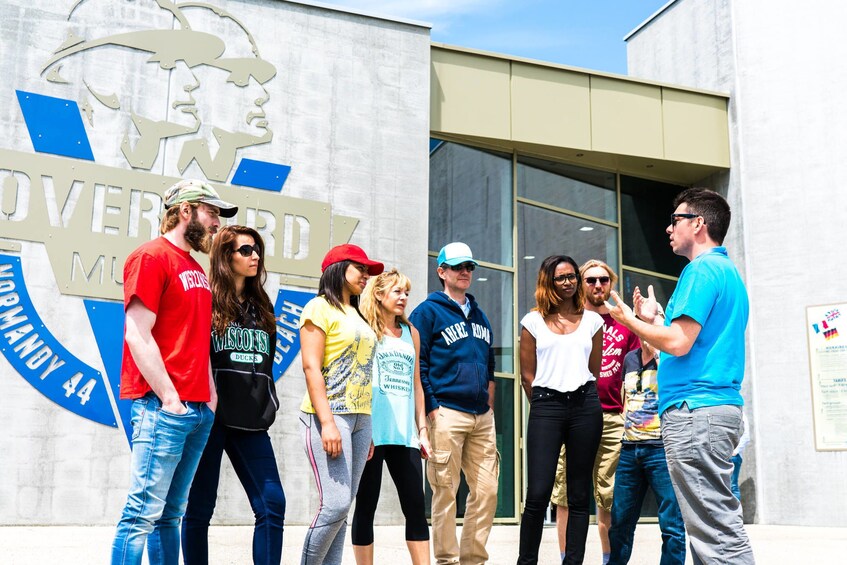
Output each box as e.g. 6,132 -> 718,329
427,406 -> 500,565
551,411 -> 624,511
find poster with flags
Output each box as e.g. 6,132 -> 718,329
806,303 -> 847,450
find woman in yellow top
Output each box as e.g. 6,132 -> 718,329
298,244 -> 383,565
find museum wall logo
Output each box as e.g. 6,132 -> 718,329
2,0 -> 356,441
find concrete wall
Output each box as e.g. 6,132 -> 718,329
627,0 -> 847,526
0,0 -> 430,525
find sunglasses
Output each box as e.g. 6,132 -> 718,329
235,244 -> 260,257
670,213 -> 699,227
553,273 -> 577,283
585,276 -> 610,285
445,262 -> 476,272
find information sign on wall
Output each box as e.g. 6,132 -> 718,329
806,302 -> 847,450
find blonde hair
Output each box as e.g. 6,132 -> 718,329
579,259 -> 618,286
360,268 -> 412,338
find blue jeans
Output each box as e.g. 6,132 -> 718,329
182,420 -> 286,564
608,443 -> 685,565
661,404 -> 754,565
111,394 -> 214,565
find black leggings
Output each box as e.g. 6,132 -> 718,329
351,444 -> 430,545
517,384 -> 603,565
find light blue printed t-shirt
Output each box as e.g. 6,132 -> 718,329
371,324 -> 420,448
657,247 -> 749,415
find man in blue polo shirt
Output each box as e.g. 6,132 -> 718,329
605,188 -> 755,564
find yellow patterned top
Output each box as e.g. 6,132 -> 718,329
299,297 -> 377,414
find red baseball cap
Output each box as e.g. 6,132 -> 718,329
321,244 -> 384,275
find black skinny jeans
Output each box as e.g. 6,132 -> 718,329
517,383 -> 603,565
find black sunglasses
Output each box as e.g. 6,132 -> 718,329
585,276 -> 610,285
670,213 -> 699,227
444,262 -> 476,272
553,273 -> 577,283
235,244 -> 260,257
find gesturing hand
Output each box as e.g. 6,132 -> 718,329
605,290 -> 635,326
633,285 -> 660,324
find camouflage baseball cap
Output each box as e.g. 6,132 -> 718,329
163,179 -> 238,218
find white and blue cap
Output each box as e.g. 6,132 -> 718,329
437,242 -> 478,267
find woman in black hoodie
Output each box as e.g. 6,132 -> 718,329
182,225 -> 285,565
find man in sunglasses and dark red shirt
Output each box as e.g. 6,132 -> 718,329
549,259 -> 640,564
409,241 -> 499,565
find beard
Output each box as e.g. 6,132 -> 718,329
184,211 -> 213,253
587,289 -> 610,307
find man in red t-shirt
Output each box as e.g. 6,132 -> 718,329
112,179 -> 237,565
551,260 -> 640,564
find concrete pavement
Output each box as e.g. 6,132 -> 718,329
2,523 -> 845,563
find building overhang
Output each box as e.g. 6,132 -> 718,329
430,43 -> 730,185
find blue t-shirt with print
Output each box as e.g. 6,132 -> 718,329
657,247 -> 749,415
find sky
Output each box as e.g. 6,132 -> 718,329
322,0 -> 672,75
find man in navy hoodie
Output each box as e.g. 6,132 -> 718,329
409,241 -> 499,565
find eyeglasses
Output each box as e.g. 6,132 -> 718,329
585,276 -> 610,285
445,262 -> 476,272
670,213 -> 700,227
235,244 -> 259,257
553,273 -> 578,283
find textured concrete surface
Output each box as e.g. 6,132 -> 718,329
2,523 -> 845,564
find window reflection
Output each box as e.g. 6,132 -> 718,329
622,270 -> 677,311
517,204 -> 618,319
518,156 -> 617,221
493,375 -> 515,517
429,142 -> 513,266
620,175 -> 687,276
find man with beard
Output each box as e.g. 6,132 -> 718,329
551,260 -> 640,565
112,179 -> 237,565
